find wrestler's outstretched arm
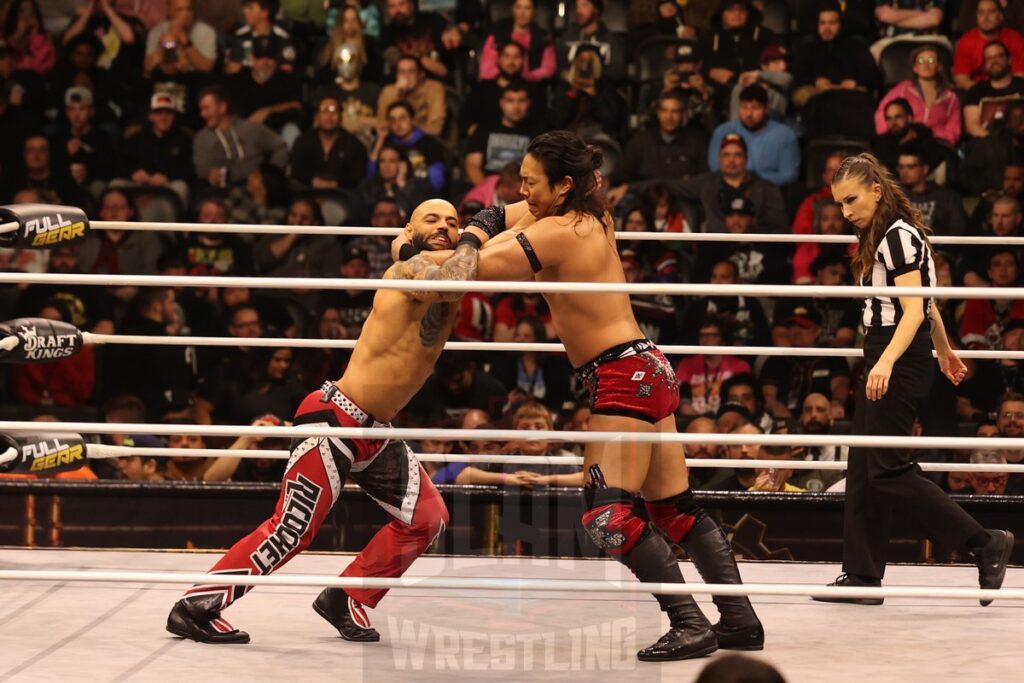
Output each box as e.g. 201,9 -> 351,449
385,242 -> 479,303
461,200 -> 533,245
476,217 -> 566,281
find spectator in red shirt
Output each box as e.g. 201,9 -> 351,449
676,316 -> 752,417
953,0 -> 1024,89
792,151 -> 847,234
453,291 -> 494,342
791,201 -> 855,285
960,247 -> 1024,349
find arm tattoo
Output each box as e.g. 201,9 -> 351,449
388,253 -> 436,280
387,243 -> 479,302
436,242 -> 479,297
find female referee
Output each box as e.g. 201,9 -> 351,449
815,153 -> 1013,606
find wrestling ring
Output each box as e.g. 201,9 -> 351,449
0,207 -> 1021,682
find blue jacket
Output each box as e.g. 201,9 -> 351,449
708,119 -> 800,186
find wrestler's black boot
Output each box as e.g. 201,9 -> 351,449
630,533 -> 718,662
313,588 -> 381,642
681,518 -> 764,651
166,595 -> 250,644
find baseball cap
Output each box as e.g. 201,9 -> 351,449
723,196 -> 755,216
619,248 -> 640,266
674,41 -> 700,63
810,247 -> 849,275
150,92 -> 178,111
64,86 -> 93,107
720,133 -> 747,154
122,434 -> 166,449
343,247 -> 369,264
760,45 -> 788,63
784,304 -> 824,328
159,387 -> 194,413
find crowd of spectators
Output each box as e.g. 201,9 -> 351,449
0,0 -> 1022,494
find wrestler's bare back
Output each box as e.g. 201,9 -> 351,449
478,210 -> 645,367
336,277 -> 457,422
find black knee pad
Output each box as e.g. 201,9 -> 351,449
650,489 -> 708,524
583,485 -> 634,509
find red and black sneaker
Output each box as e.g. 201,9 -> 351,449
312,588 -> 381,642
166,598 -> 250,644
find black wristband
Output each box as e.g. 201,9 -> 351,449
466,205 -> 507,238
458,232 -> 482,249
398,243 -> 419,261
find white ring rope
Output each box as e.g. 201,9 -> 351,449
79,333 -> 1024,360
0,568 -> 1017,601
0,271 -> 1018,300
83,220 -> 1024,245
7,421 -> 1024,451
81,444 -> 1024,473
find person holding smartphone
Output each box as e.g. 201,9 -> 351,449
143,0 -> 216,77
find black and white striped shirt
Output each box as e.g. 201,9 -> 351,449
862,219 -> 936,328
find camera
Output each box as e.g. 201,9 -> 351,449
162,40 -> 179,64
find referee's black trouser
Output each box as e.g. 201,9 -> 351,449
843,325 -> 984,580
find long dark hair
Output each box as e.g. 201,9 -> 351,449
517,315 -> 548,344
4,0 -> 44,37
525,130 -> 609,229
831,153 -> 928,282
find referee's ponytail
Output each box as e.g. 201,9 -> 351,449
832,153 -> 928,282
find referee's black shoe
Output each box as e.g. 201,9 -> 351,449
972,529 -> 1014,607
811,574 -> 884,606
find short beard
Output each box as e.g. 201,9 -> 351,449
411,232 -> 432,252
802,420 -> 828,435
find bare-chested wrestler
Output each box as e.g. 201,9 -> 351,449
408,131 -> 764,661
166,199 -> 479,644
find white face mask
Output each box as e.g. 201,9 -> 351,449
336,43 -> 361,80
337,60 -> 360,80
